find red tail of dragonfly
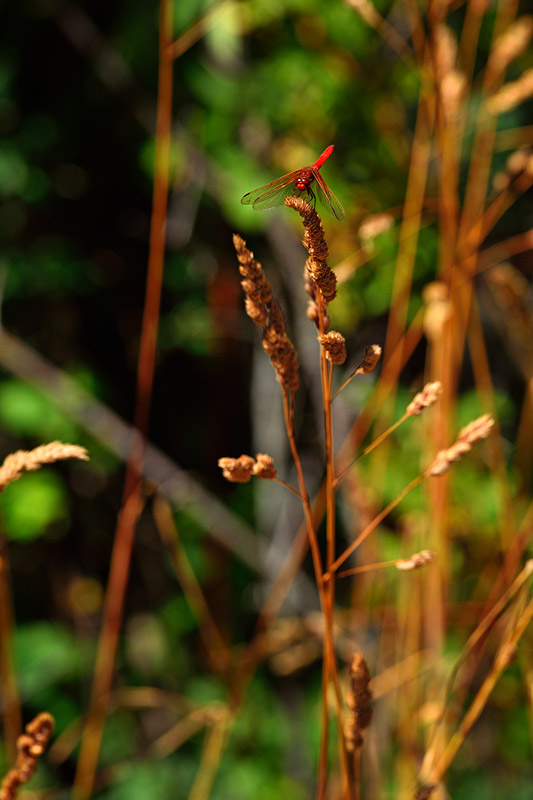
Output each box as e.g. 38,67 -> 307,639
241,145 -> 345,221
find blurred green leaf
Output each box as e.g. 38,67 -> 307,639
1,470 -> 69,541
14,622 -> 83,695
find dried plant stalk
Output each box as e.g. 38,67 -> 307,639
488,68 -> 533,114
488,16 -> 533,74
0,712 -> 54,800
0,442 -> 89,492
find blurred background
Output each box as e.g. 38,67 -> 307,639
0,0 -> 532,798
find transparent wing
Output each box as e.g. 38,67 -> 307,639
241,169 -> 303,210
313,169 -> 345,221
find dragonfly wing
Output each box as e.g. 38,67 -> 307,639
241,169 -> 302,209
313,169 -> 345,221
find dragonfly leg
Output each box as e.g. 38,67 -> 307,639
306,185 -> 317,209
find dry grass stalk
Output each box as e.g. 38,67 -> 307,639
413,785 -> 437,800
0,712 -> 54,800
358,212 -> 394,240
345,652 -> 373,752
317,332 -> 347,365
423,282 -> 452,342
218,453 -> 276,483
284,196 -> 337,305
406,382 -> 442,416
434,24 -> 458,77
426,414 -> 494,477
395,550 -> 435,571
0,442 -> 89,492
488,17 -> 533,74
488,68 -> 533,114
233,234 -> 299,391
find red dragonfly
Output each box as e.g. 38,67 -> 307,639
241,145 -> 345,221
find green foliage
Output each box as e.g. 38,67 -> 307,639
0,380 -> 78,440
14,622 -> 84,696
1,470 -> 70,541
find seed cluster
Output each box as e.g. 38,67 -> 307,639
233,234 -> 299,392
0,713 -> 54,800
218,453 -> 276,483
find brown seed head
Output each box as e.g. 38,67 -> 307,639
261,300 -> 300,392
0,443 -> 89,494
0,712 -> 54,800
345,652 -> 372,752
252,453 -> 277,479
218,455 -> 255,483
284,196 -> 337,305
353,344 -> 382,376
233,233 -> 272,328
317,331 -> 346,365
406,381 -> 442,416
233,235 -> 300,392
396,550 -> 435,571
427,414 -> 494,477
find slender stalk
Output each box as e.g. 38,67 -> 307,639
329,475 -> 425,575
187,711 -> 232,800
0,538 -> 22,761
72,2 -> 174,797
153,495 -> 231,675
273,476 -> 303,499
334,414 -> 408,487
426,600 -> 533,786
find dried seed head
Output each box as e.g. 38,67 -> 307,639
406,381 -> 442,416
489,17 -> 533,74
252,453 -> 277,479
233,235 -> 300,392
0,443 -> 89,493
317,331 -> 347,365
261,300 -> 300,392
233,233 -> 272,328
0,713 -> 54,800
345,652 -> 373,752
426,414 -> 495,477
488,69 -> 533,115
353,344 -> 382,376
284,196 -> 337,305
218,455 -> 255,483
396,550 -> 435,571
